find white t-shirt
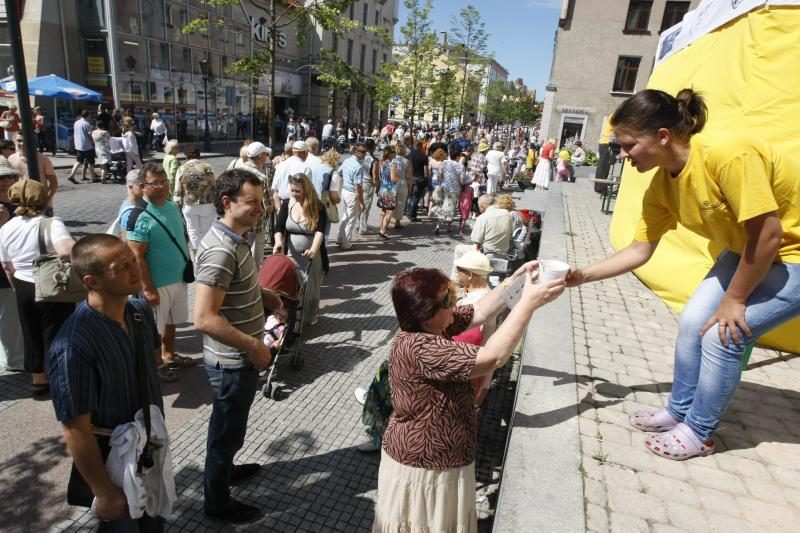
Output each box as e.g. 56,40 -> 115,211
486,150 -> 506,176
271,155 -> 312,200
330,170 -> 343,193
0,216 -> 72,283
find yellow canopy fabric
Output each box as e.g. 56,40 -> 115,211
609,6 -> 800,353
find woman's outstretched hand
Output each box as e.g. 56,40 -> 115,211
521,274 -> 566,309
565,266 -> 585,287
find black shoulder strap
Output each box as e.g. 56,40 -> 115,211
130,306 -> 153,474
125,207 -> 146,233
141,206 -> 190,264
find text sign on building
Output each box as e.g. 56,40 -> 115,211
558,106 -> 590,116
250,16 -> 288,48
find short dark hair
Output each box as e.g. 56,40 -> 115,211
0,140 -> 14,151
391,268 -> 451,332
140,162 -> 165,181
80,109 -> 90,118
71,234 -> 125,283
364,138 -> 376,152
213,169 -> 264,216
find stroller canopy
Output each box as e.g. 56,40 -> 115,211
258,254 -> 301,300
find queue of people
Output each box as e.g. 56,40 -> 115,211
1,84 -> 797,533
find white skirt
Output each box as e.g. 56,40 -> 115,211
532,159 -> 551,188
372,449 -> 477,533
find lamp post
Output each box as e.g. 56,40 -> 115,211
440,68 -> 451,132
125,55 -> 136,103
199,54 -> 211,153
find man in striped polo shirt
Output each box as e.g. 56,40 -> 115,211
194,169 -> 271,524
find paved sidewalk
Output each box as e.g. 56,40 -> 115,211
565,179 -> 800,532
0,164 -> 523,531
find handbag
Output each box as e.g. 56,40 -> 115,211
67,307 -> 154,507
0,120 -> 11,129
142,206 -> 195,283
321,191 -> 340,223
33,218 -> 88,303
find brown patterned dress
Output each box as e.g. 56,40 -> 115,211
382,305 -> 480,469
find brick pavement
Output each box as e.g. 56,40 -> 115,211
565,179 -> 800,532
0,164 -> 523,531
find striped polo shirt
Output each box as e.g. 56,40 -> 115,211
47,299 -> 164,429
196,220 -> 265,368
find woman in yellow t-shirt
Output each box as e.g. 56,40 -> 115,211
567,88 -> 800,460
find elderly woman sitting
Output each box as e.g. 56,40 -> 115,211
373,262 -> 565,532
450,194 -> 514,280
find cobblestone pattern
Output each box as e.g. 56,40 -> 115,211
564,180 -> 800,533
43,167 -> 524,531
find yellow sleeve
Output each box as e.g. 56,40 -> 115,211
717,153 -> 779,223
634,182 -> 676,243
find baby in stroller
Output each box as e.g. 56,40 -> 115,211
258,254 -> 302,355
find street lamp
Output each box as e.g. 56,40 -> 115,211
440,68 -> 451,131
125,55 -> 137,103
198,54 -> 211,152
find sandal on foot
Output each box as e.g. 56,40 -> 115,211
164,354 -> 197,368
644,423 -> 714,461
158,367 -> 178,383
629,407 -> 680,433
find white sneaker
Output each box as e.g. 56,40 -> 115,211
354,387 -> 367,405
357,440 -> 380,453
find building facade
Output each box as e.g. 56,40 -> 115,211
540,0 -> 699,149
1,0 -> 396,143
475,59 -> 509,124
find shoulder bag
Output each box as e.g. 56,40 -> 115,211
321,170 -> 340,223
33,218 -> 87,303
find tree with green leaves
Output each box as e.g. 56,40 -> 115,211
482,79 -> 540,126
374,0 -> 438,127
184,0 -> 389,145
449,5 -> 490,126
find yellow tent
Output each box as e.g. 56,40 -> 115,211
609,4 -> 800,353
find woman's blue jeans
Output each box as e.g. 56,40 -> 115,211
667,250 -> 800,441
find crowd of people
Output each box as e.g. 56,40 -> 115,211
1,84 -> 798,532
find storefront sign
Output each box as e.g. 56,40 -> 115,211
250,16 -> 288,48
558,106 -> 590,115
87,57 -> 106,74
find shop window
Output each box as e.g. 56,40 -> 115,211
118,37 -> 147,77
188,9 -> 209,48
612,56 -> 640,93
170,44 -> 193,80
149,41 -> 171,80
114,0 -> 141,35
77,0 -> 105,30
166,1 -> 188,44
141,0 -> 166,40
624,1 -> 652,32
661,1 -> 690,32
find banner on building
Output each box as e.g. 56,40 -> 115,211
610,2 -> 800,353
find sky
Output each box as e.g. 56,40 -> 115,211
395,0 -> 563,100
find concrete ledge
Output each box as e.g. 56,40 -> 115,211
493,182 -> 585,533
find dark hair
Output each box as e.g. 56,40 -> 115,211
391,268 -> 451,332
448,142 -> 461,160
71,234 -> 125,283
0,139 -> 14,151
611,88 -> 707,138
213,169 -> 263,216
140,162 -> 165,181
80,109 -> 90,118
364,138 -> 376,152
381,146 -> 396,162
352,142 -> 367,153
185,145 -> 201,159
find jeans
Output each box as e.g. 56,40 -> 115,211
406,176 -> 427,219
204,364 -> 259,513
667,250 -> 800,441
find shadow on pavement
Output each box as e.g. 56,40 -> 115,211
0,435 -> 69,530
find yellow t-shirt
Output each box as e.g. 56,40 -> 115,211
634,136 -> 800,263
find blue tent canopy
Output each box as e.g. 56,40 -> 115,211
0,74 -> 101,102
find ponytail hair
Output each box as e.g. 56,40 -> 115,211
610,88 -> 707,138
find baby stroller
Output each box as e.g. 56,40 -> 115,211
257,254 -> 312,401
107,137 -> 127,182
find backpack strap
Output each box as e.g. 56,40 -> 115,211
125,207 -> 146,233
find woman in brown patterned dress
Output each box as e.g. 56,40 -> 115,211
373,263 -> 566,532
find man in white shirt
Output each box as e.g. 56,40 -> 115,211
67,109 -> 97,183
271,140 -> 311,211
485,142 -> 507,196
321,119 -> 334,141
305,137 -> 322,167
450,194 -> 512,279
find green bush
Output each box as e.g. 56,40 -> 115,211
584,148 -> 598,166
